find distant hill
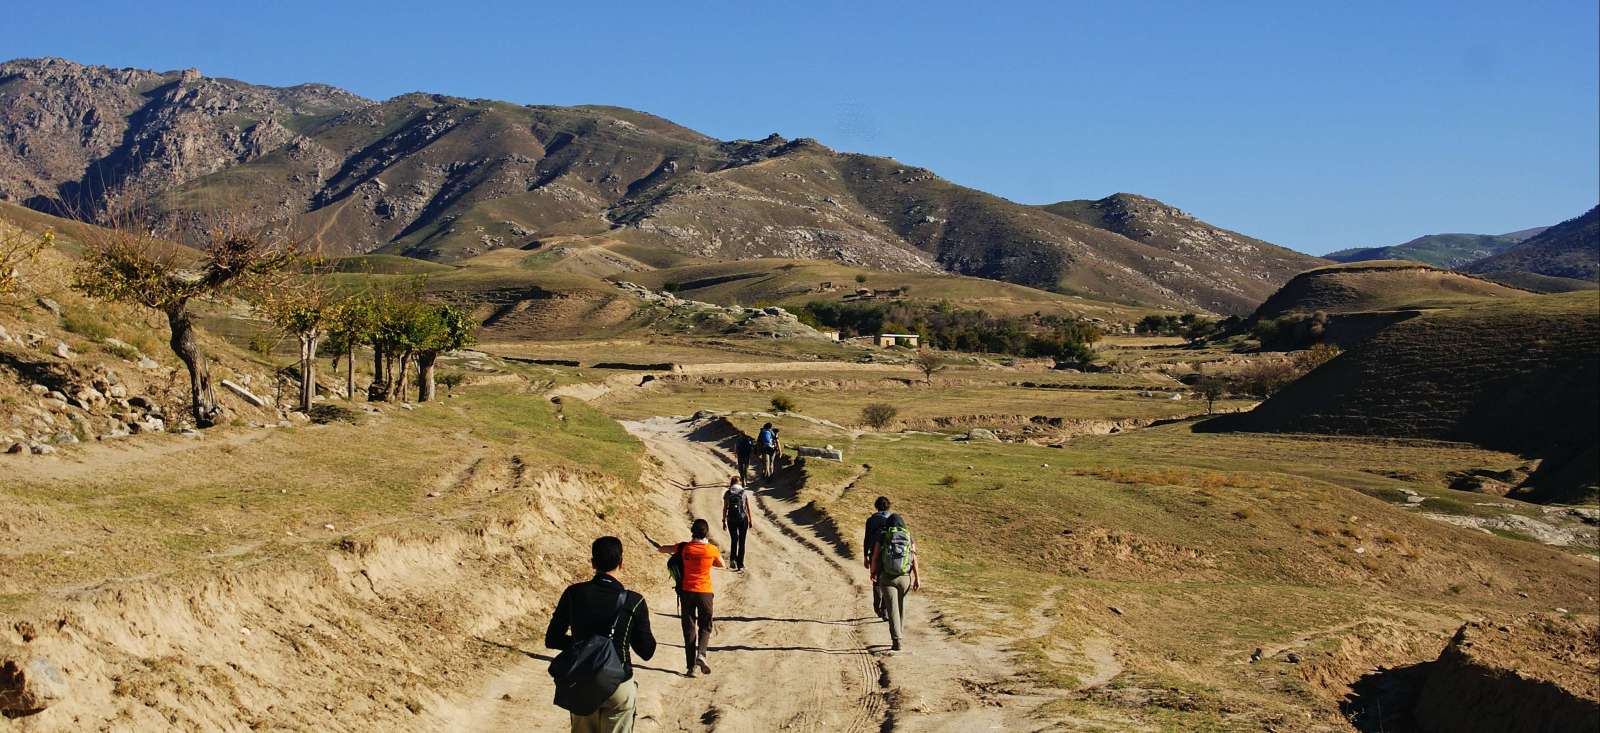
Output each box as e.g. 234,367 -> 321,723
1462,206 -> 1599,282
1250,260 -> 1528,322
0,57 -> 1322,314
1209,293 -> 1599,503
1326,228 -> 1545,269
1040,194 -> 1327,311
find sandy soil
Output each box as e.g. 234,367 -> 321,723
447,415 -> 1053,732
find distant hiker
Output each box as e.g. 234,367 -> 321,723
862,496 -> 896,621
722,476 -> 754,571
870,513 -> 920,652
755,423 -> 781,480
545,536 -> 657,733
652,519 -> 724,677
733,433 -> 755,482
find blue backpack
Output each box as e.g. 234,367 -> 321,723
757,428 -> 777,449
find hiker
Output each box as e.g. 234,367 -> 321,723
651,519 -> 724,677
722,476 -> 754,571
870,513 -> 920,652
733,433 -> 755,482
754,423 -> 781,480
862,496 -> 896,621
544,536 -> 657,733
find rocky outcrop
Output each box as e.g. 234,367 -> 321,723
1413,616 -> 1599,733
613,281 -> 830,340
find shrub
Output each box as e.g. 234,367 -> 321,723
437,371 -> 469,393
101,341 -> 140,361
248,331 -> 278,357
860,402 -> 898,429
770,394 -> 797,412
1235,360 -> 1299,398
61,309 -> 112,341
937,474 -> 959,487
854,273 -> 868,284
1293,343 -> 1343,372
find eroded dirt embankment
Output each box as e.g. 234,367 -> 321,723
0,468 -> 664,731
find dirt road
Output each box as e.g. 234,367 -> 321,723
453,414 -> 1048,732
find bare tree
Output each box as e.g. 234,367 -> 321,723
74,224 -> 293,427
913,348 -> 946,385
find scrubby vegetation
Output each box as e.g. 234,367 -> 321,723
799,300 -> 1101,359
860,402 -> 898,429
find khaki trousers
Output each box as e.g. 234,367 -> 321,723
570,678 -> 637,733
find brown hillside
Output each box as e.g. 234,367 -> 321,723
1464,205 -> 1599,282
1251,260 -> 1529,321
1207,293 -> 1600,502
1,57 -> 1319,314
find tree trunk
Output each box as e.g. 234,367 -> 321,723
297,331 -> 319,412
346,343 -> 356,401
369,341 -> 387,401
394,351 -> 412,402
165,303 -> 221,428
417,351 -> 437,403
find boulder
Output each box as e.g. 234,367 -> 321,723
794,445 -> 845,461
966,428 -> 1001,442
220,379 -> 268,408
34,297 -> 61,316
52,341 -> 73,360
0,654 -> 69,715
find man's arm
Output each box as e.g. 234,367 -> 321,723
543,586 -> 574,650
629,596 -> 657,661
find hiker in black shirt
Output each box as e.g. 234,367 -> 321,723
863,496 -> 895,621
733,434 -> 755,482
545,536 -> 656,733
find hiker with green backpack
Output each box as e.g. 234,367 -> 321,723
869,512 -> 921,652
544,536 -> 657,733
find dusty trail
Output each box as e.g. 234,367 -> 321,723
452,414 -> 1052,732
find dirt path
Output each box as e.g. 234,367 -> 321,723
452,414 -> 1049,732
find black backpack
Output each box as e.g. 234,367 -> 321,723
724,488 -> 749,525
665,542 -> 686,591
548,591 -> 642,714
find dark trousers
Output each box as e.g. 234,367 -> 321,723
736,453 -> 751,482
727,522 -> 748,569
679,591 -> 714,670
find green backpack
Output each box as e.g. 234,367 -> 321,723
878,525 -> 913,578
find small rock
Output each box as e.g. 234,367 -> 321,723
426,492 -> 441,498
1109,606 -> 1124,616
53,341 -> 73,360
108,385 -> 128,399
1285,652 -> 1301,664
30,444 -> 56,455
36,297 -> 61,315
27,384 -> 48,396
323,524 -> 336,531
1555,608 -> 1569,614
137,356 -> 160,370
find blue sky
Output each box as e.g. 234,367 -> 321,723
5,1 -> 1596,254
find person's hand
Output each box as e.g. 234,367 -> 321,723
912,577 -> 921,592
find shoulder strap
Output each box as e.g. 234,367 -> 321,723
604,589 -> 628,639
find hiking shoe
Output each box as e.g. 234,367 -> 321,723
698,659 -> 712,675
891,640 -> 902,652
686,668 -> 697,678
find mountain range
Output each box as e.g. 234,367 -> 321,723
1325,228 -> 1547,269
0,57 -> 1331,314
1461,206 -> 1599,284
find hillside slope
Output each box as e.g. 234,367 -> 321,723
1210,293 -> 1599,502
1251,260 -> 1530,321
0,57 -> 1320,314
1463,206 -> 1599,282
1326,229 -> 1544,268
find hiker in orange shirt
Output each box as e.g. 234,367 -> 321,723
651,518 -> 724,677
